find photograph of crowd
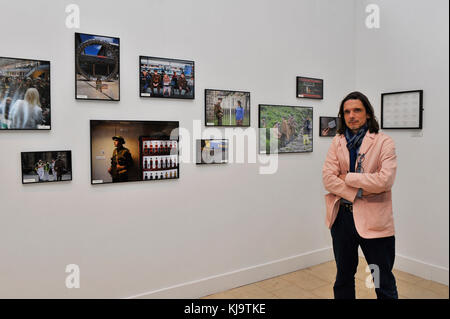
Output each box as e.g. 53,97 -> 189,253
21,151 -> 72,184
90,120 -> 179,184
196,139 -> 228,164
296,76 -> 323,99
0,57 -> 50,130
75,33 -> 120,101
259,104 -> 313,154
140,56 -> 194,99
205,89 -> 250,127
319,116 -> 339,137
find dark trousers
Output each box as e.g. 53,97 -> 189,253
331,205 -> 398,299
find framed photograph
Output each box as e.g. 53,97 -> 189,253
319,116 -> 339,137
205,89 -> 250,127
90,120 -> 179,184
196,139 -> 228,164
1,56 -> 50,130
296,76 -> 323,99
75,33 -> 120,101
140,56 -> 194,99
259,104 -> 313,154
381,90 -> 423,129
21,151 -> 72,184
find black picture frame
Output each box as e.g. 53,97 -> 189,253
319,116 -> 339,137
296,76 -> 323,99
1,56 -> 51,131
139,55 -> 195,99
258,104 -> 313,154
90,120 -> 179,185
75,32 -> 120,101
195,139 -> 229,164
381,90 -> 423,129
21,150 -> 72,184
205,89 -> 251,127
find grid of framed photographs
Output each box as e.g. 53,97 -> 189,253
381,90 -> 423,129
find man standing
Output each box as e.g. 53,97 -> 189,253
302,117 -> 312,146
322,91 -> 398,299
108,136 -> 133,183
54,155 -> 65,181
214,97 -> 224,126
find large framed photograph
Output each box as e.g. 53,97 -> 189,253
90,120 -> 179,184
319,116 -> 339,137
21,150 -> 72,184
196,139 -> 228,164
1,56 -> 50,130
381,90 -> 423,129
75,33 -> 120,101
259,104 -> 313,154
140,56 -> 194,99
296,76 -> 323,99
205,89 -> 250,127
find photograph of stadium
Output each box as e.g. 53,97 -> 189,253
75,33 -> 120,101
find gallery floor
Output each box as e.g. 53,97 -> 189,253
202,257 -> 449,299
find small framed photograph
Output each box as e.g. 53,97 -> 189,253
1,56 -> 51,130
21,151 -> 72,184
205,89 -> 250,127
381,90 -> 423,129
296,76 -> 323,99
139,56 -> 194,99
90,120 -> 179,184
75,33 -> 120,101
259,104 -> 313,154
319,116 -> 339,137
196,139 -> 228,164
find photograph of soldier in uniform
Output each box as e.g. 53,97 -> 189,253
259,104 -> 313,154
296,76 -> 323,99
75,33 -> 120,101
90,120 -> 179,184
1,57 -> 50,130
21,151 -> 72,184
196,139 -> 228,164
140,56 -> 194,99
205,89 -> 250,127
319,116 -> 339,137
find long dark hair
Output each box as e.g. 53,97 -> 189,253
337,91 -> 379,134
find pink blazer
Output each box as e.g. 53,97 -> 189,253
322,131 -> 397,239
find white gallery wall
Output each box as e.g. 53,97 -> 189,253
0,0 -> 447,298
354,0 -> 449,284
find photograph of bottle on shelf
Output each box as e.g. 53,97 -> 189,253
140,137 -> 179,181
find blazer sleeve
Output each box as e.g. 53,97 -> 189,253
345,137 -> 397,193
322,137 -> 359,202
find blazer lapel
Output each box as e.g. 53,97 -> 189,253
358,131 -> 376,156
338,135 -> 350,171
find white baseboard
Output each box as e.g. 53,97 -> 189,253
394,254 -> 449,285
125,247 -> 334,299
358,249 -> 448,285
